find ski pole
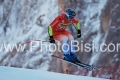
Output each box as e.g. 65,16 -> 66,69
60,5 -> 65,13
72,23 -> 77,30
21,40 -> 49,45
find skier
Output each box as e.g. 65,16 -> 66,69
48,9 -> 81,63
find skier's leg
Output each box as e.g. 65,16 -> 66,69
62,30 -> 75,54
62,30 -> 80,62
53,34 -> 68,54
53,34 -> 73,61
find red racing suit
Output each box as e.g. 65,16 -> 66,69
48,13 -> 81,37
48,13 -> 81,55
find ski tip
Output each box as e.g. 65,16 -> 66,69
59,4 -> 63,7
98,68 -> 102,70
93,68 -> 102,71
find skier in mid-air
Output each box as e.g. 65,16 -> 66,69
48,8 -> 81,63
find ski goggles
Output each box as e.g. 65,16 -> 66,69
66,13 -> 75,20
69,16 -> 75,19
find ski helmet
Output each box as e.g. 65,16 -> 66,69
66,9 -> 76,20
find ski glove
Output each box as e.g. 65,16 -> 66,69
49,36 -> 55,43
77,30 -> 81,38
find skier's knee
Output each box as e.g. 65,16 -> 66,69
61,36 -> 69,43
69,36 -> 74,41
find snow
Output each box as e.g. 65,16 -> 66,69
0,66 -> 109,80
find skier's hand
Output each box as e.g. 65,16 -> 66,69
49,36 -> 55,43
77,30 -> 81,38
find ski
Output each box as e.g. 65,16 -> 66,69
76,62 -> 102,71
51,54 -> 101,71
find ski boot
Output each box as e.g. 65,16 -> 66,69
63,54 -> 75,63
70,54 -> 81,63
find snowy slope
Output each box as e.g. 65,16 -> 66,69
0,66 -> 109,80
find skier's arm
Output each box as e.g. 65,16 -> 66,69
48,25 -> 55,43
76,22 -> 81,38
48,26 -> 53,36
48,16 -> 59,43
76,22 -> 81,30
72,19 -> 81,38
